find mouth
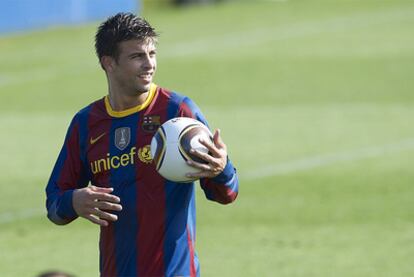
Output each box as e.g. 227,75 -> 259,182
138,72 -> 153,82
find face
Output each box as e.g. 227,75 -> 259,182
107,38 -> 157,94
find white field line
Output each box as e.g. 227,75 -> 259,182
2,138 -> 414,224
243,137 -> 414,180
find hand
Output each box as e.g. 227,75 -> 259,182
186,129 -> 227,179
72,185 -> 122,227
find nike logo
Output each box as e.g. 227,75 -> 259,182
90,133 -> 106,145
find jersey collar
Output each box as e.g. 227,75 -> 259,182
105,83 -> 157,118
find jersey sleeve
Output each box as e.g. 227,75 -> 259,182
176,97 -> 239,204
45,114 -> 89,225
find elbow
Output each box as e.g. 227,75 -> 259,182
46,199 -> 74,225
215,190 -> 238,205
47,211 -> 70,225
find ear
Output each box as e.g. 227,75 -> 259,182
101,56 -> 115,72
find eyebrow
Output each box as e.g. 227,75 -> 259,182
127,49 -> 157,58
127,51 -> 143,57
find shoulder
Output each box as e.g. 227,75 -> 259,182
156,85 -> 200,108
64,98 -> 105,143
156,86 -> 208,125
73,97 -> 106,122
77,97 -> 105,115
156,85 -> 187,105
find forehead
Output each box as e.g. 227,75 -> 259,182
117,39 -> 157,55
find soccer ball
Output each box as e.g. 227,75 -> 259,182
150,117 -> 213,182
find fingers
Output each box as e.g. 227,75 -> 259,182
84,205 -> 120,227
95,200 -> 123,212
186,170 -> 215,179
197,129 -> 227,158
213,129 -> 226,149
85,214 -> 111,227
186,160 -> 223,179
186,129 -> 228,178
88,192 -> 121,226
73,186 -> 122,227
189,148 -> 218,166
187,151 -> 223,174
187,159 -> 214,172
90,185 -> 114,193
90,186 -> 120,203
93,191 -> 121,204
91,207 -> 118,222
82,202 -> 120,227
187,160 -> 222,173
189,138 -> 226,169
198,137 -> 221,157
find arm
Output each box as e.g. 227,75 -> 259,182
45,115 -> 88,225
176,97 -> 239,204
45,115 -> 122,226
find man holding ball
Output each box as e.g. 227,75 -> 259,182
45,13 -> 238,277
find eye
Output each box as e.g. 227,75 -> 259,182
129,53 -> 144,59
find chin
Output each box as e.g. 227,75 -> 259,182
137,83 -> 151,93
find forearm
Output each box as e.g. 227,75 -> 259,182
200,159 -> 239,204
46,189 -> 78,225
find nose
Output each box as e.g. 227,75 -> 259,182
143,54 -> 155,70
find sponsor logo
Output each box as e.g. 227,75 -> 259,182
90,145 -> 153,174
142,115 -> 161,132
115,127 -> 130,151
90,132 -> 106,145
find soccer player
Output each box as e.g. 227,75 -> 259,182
45,13 -> 238,277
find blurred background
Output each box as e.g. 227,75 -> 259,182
1,0 -> 414,276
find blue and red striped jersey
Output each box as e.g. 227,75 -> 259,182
45,84 -> 239,277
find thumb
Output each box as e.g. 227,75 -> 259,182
214,129 -> 226,148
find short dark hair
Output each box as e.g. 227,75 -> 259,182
95,13 -> 158,62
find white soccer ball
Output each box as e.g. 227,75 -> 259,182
150,117 -> 213,182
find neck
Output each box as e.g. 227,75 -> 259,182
107,84 -> 149,111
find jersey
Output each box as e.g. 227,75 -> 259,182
45,84 -> 239,277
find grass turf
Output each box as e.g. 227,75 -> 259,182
1,0 -> 414,276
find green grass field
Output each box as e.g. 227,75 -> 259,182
1,1 -> 414,276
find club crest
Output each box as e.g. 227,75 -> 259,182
138,145 -> 152,164
142,115 -> 161,133
114,127 -> 131,151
